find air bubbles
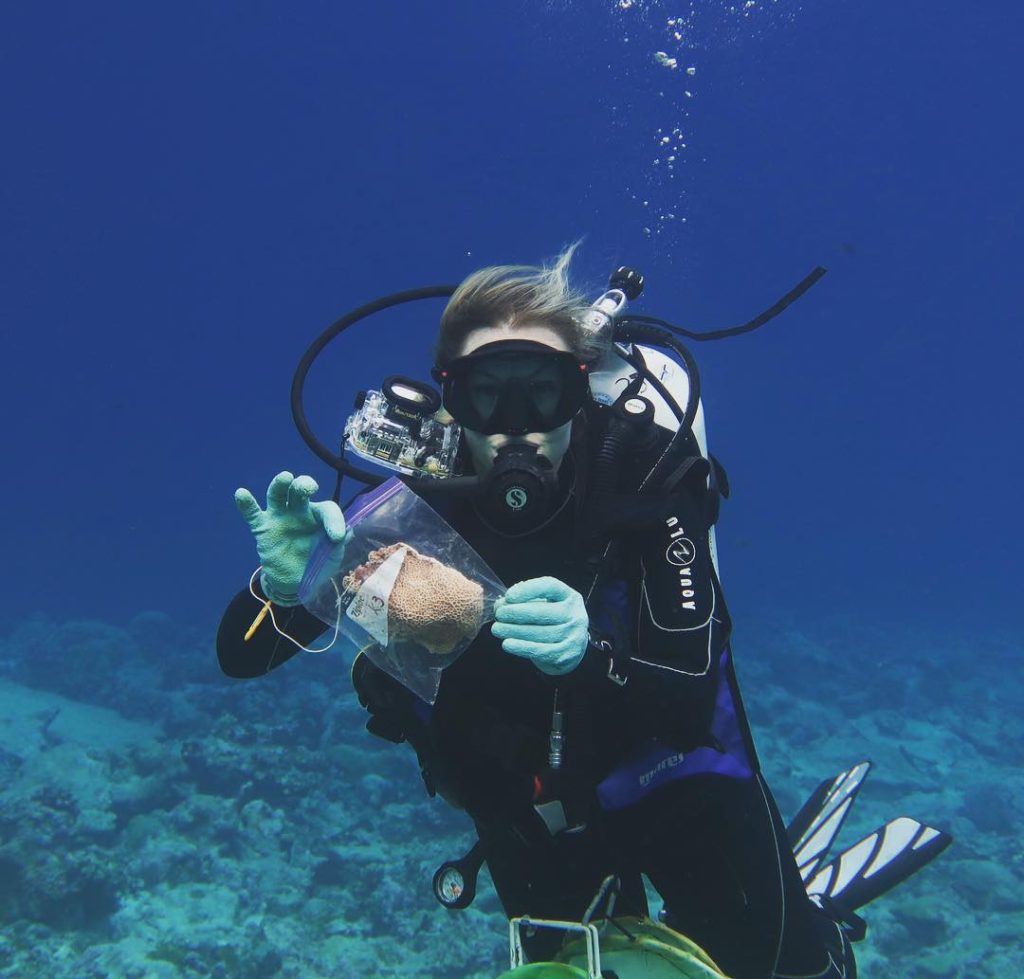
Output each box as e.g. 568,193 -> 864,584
597,0 -> 807,239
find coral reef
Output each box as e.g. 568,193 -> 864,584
0,609 -> 1020,976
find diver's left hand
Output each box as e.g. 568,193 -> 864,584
491,576 -> 589,676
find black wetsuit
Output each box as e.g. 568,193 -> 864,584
217,428 -> 854,979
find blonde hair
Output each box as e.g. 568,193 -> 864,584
434,242 -> 604,367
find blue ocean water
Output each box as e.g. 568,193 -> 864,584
0,1 -> 1020,976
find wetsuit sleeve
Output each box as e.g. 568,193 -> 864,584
216,577 -> 329,678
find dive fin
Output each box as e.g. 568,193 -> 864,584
805,816 -> 952,913
788,761 -> 871,884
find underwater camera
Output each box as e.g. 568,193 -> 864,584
345,375 -> 462,479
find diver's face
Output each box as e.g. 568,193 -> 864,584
456,323 -> 575,475
463,354 -> 566,425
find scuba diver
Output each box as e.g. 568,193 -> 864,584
217,246 -> 948,979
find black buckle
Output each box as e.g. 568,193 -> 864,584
607,659 -> 628,687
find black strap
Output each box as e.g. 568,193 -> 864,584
655,452 -> 728,528
709,452 -> 730,499
659,455 -> 710,496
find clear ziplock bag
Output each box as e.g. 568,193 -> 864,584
298,477 -> 505,704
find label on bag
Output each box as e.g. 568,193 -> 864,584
346,546 -> 407,646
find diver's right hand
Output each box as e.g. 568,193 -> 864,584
235,471 -> 348,607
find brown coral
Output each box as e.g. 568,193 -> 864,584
343,543 -> 485,655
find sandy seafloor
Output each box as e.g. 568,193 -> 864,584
0,609 -> 1019,979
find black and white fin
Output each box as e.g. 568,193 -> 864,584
805,816 -> 953,913
788,761 -> 872,884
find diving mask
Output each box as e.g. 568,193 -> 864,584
433,340 -> 590,437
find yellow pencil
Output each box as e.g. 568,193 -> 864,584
244,600 -> 272,641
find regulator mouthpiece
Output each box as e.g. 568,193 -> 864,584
477,443 -> 559,535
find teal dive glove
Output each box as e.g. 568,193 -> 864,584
491,576 -> 589,676
235,471 -> 348,606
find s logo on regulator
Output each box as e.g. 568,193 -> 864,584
505,487 -> 528,510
